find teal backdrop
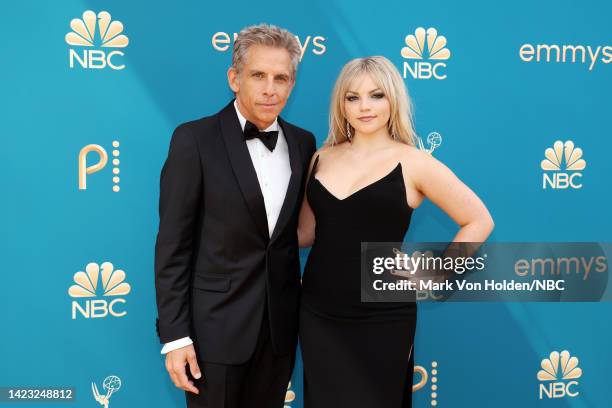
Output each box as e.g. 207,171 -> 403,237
1,0 -> 611,407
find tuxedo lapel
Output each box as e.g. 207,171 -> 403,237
219,100 -> 269,240
270,117 -> 304,244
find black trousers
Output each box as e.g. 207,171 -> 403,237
185,299 -> 295,408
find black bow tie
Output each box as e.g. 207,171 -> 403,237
243,120 -> 279,152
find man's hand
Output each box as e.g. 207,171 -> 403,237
165,344 -> 202,394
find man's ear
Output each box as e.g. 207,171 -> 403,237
227,67 -> 240,93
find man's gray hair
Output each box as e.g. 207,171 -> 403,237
232,24 -> 301,79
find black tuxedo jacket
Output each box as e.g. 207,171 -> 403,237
155,99 -> 316,364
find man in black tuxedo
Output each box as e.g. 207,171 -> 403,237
154,24 -> 316,408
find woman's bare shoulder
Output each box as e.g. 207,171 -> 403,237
315,141 -> 349,160
308,142 -> 344,172
395,142 -> 430,164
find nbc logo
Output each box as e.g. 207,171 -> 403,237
401,27 -> 451,80
65,10 -> 129,70
79,141 -> 121,192
92,375 -> 122,407
537,350 -> 582,399
541,140 -> 586,189
69,262 -> 131,319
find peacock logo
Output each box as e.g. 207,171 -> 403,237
69,262 -> 131,319
401,27 -> 451,80
65,11 -> 129,70
541,140 -> 586,189
538,350 -> 582,399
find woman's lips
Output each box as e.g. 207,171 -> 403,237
357,116 -> 376,122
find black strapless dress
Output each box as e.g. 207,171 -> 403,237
300,155 -> 417,408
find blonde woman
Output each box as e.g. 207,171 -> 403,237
297,56 -> 494,407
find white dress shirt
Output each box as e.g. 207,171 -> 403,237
160,100 -> 292,354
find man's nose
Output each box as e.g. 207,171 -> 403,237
262,77 -> 277,96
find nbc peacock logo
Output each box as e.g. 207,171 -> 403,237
401,27 -> 451,80
537,350 -> 582,399
541,140 -> 586,189
69,262 -> 131,319
65,10 -> 129,70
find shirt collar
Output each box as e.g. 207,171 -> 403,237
233,99 -> 279,132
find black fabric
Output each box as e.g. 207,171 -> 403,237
155,98 -> 316,365
301,154 -> 417,319
300,307 -> 416,408
243,120 -> 279,152
299,154 -> 418,407
185,300 -> 295,408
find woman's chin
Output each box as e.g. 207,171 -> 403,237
354,125 -> 384,136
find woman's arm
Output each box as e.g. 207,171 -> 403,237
298,152 -> 322,247
408,148 -> 494,242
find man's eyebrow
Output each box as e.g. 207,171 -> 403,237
246,70 -> 290,78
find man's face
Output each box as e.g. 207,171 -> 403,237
228,45 -> 295,130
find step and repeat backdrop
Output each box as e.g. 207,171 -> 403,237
1,0 -> 611,407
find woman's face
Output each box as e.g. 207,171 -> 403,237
344,74 -> 391,138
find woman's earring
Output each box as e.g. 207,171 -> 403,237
390,125 -> 398,141
346,121 -> 352,143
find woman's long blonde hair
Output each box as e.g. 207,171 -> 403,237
325,56 -> 417,146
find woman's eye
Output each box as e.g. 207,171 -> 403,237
346,96 -> 358,102
372,93 -> 385,99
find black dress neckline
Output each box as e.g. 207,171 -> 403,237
313,162 -> 403,202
